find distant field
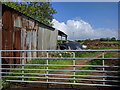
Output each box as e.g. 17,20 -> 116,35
88,46 -> 119,49
81,40 -> 120,49
101,41 -> 119,44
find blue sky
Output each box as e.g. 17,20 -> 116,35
52,2 -> 118,29
51,2 -> 118,40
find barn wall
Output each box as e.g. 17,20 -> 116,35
2,5 -> 58,64
0,3 -> 3,90
2,5 -> 15,67
50,29 -> 58,50
0,3 -> 2,50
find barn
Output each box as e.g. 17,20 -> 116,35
0,3 -> 67,66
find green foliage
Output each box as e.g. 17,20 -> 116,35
2,79 -> 12,89
100,37 -> 117,41
4,2 -> 57,26
111,37 -> 116,41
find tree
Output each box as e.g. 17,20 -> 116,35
111,37 -> 116,41
100,38 -> 110,41
4,2 -> 57,26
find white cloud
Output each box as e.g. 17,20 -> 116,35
52,19 -> 118,40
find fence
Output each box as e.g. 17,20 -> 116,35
0,50 -> 120,88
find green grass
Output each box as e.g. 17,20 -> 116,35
75,51 -> 97,57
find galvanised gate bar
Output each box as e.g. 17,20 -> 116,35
0,50 -> 120,88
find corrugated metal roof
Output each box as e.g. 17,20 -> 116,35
58,30 -> 67,37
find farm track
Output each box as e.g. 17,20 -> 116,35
87,53 -> 119,88
50,52 -> 104,77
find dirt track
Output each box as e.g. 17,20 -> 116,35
50,52 -> 103,76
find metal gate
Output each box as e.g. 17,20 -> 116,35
0,50 -> 120,88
